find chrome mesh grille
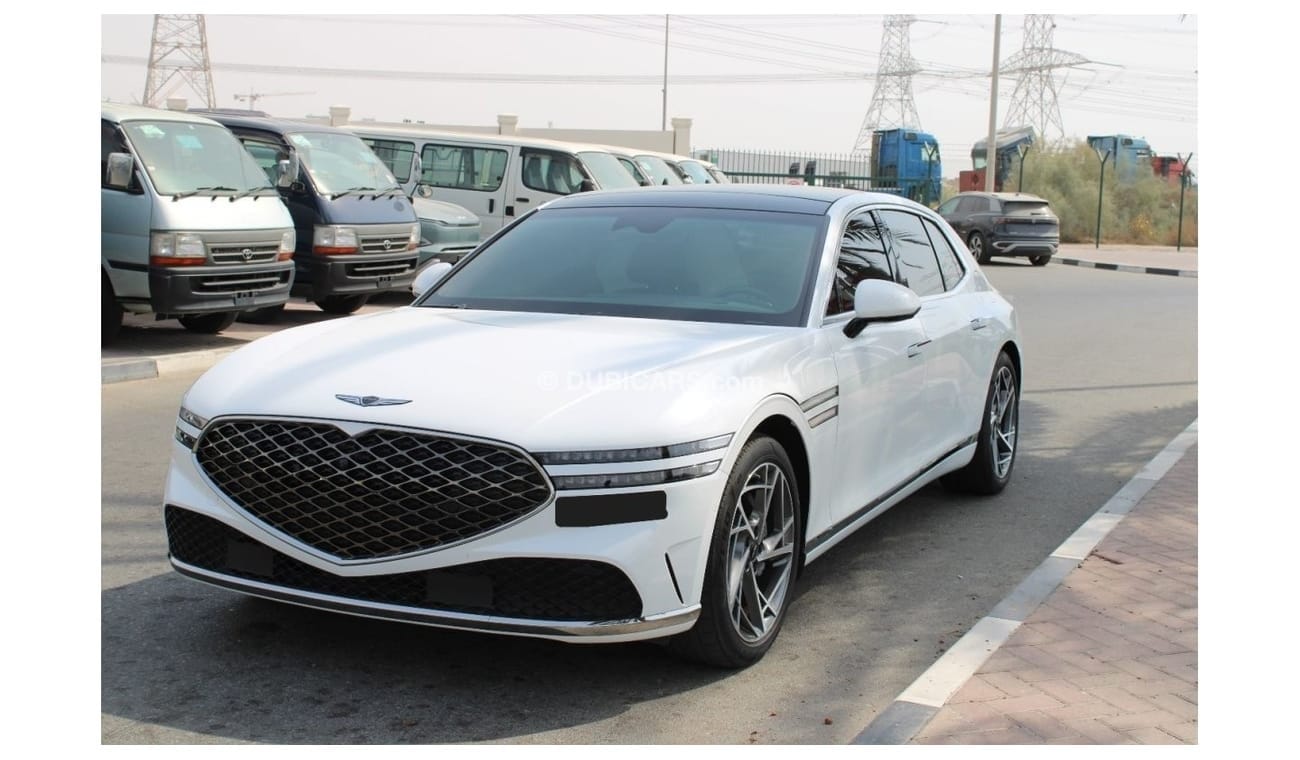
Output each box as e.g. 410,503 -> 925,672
195,419 -> 552,560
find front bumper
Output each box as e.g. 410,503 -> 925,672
299,252 -> 419,301
148,261 -> 294,316
163,425 -> 728,643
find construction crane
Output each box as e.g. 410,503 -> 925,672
232,90 -> 315,111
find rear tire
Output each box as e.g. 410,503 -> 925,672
178,311 -> 238,335
1029,254 -> 1051,267
943,351 -> 1019,495
238,304 -> 285,324
968,232 -> 992,265
102,274 -> 123,345
317,294 -> 370,315
669,436 -> 802,668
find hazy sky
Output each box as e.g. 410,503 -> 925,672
99,9 -> 1196,179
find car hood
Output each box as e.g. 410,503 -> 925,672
412,196 -> 479,226
184,307 -> 809,451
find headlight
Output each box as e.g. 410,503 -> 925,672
408,223 -> 421,250
278,230 -> 296,260
178,407 -> 208,430
149,232 -> 206,266
313,225 -> 359,255
536,434 -> 733,465
550,461 -> 722,491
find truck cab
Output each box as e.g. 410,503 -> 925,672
870,128 -> 942,205
200,114 -> 422,317
101,104 -> 296,343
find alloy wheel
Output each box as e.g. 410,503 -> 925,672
726,462 -> 796,643
990,365 -> 1018,478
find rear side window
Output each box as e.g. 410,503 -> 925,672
877,209 -> 945,298
420,144 -> 508,192
922,217 -> 965,291
362,138 -> 415,183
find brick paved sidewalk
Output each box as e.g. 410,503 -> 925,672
911,446 -> 1198,744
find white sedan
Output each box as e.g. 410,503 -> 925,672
164,185 -> 1021,668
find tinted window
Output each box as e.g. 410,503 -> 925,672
827,211 -> 894,316
923,217 -> 965,291
955,196 -> 981,214
878,209 -> 944,297
937,197 -> 959,215
362,138 -> 415,183
241,139 -> 289,184
521,149 -> 586,195
420,206 -> 826,327
1002,200 -> 1052,215
420,144 -> 507,192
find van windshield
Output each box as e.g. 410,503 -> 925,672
678,160 -> 716,185
577,151 -> 642,190
634,155 -> 684,186
287,131 -> 400,196
123,121 -> 272,196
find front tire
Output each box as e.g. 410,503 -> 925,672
178,311 -> 237,335
317,294 -> 370,315
670,436 -> 802,668
968,232 -> 992,265
102,274 -> 123,345
943,351 -> 1019,495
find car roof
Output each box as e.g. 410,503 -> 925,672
191,112 -> 356,137
102,103 -> 226,128
955,191 -> 1049,202
344,124 -> 607,154
543,184 -> 911,215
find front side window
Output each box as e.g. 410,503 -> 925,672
635,156 -> 684,186
419,206 -> 827,326
827,211 -> 894,316
362,138 -> 416,183
101,120 -> 135,190
936,197 -> 960,215
420,144 -> 507,192
617,157 -> 646,184
520,150 -> 586,195
240,139 -> 289,185
286,131 -> 400,196
877,209 -> 945,298
121,120 -> 273,196
677,160 -> 716,184
577,151 -> 641,190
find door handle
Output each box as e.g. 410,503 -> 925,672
516,197 -> 530,203
488,199 -> 495,213
970,317 -> 990,331
907,339 -> 931,358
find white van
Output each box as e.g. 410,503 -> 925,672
352,126 -> 643,235
101,104 -> 296,342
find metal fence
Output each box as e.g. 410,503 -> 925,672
694,147 -> 940,205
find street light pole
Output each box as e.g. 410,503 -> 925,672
984,15 -> 1002,193
661,15 -> 669,132
1094,141 -> 1112,248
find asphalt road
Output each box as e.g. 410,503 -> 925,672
101,261 -> 1197,744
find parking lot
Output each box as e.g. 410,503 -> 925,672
101,256 -> 1196,743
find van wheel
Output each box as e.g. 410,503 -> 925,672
178,312 -> 238,334
669,436 -> 802,668
102,274 -> 123,345
238,304 -> 285,324
317,294 -> 370,315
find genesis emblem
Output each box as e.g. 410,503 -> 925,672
335,394 -> 412,407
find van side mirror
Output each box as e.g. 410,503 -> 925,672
276,152 -> 301,188
412,261 -> 453,299
578,178 -> 597,193
106,153 -> 135,190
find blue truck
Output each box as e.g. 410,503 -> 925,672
1086,134 -> 1155,183
870,128 -> 941,205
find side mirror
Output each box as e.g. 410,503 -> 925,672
578,178 -> 597,193
106,152 -> 134,189
415,184 -> 435,199
276,152 -> 301,188
412,261 -> 453,299
844,280 -> 921,338
411,153 -> 424,186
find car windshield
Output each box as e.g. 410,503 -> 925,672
634,156 -> 684,186
123,120 -> 273,196
678,160 -> 717,185
419,206 -> 827,326
288,131 -> 399,195
577,151 -> 642,190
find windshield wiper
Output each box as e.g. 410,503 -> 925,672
329,186 -> 377,200
229,187 -> 280,201
172,186 -> 238,201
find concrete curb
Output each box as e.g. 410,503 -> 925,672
102,347 -> 240,385
1054,257 -> 1197,278
851,418 -> 1199,745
